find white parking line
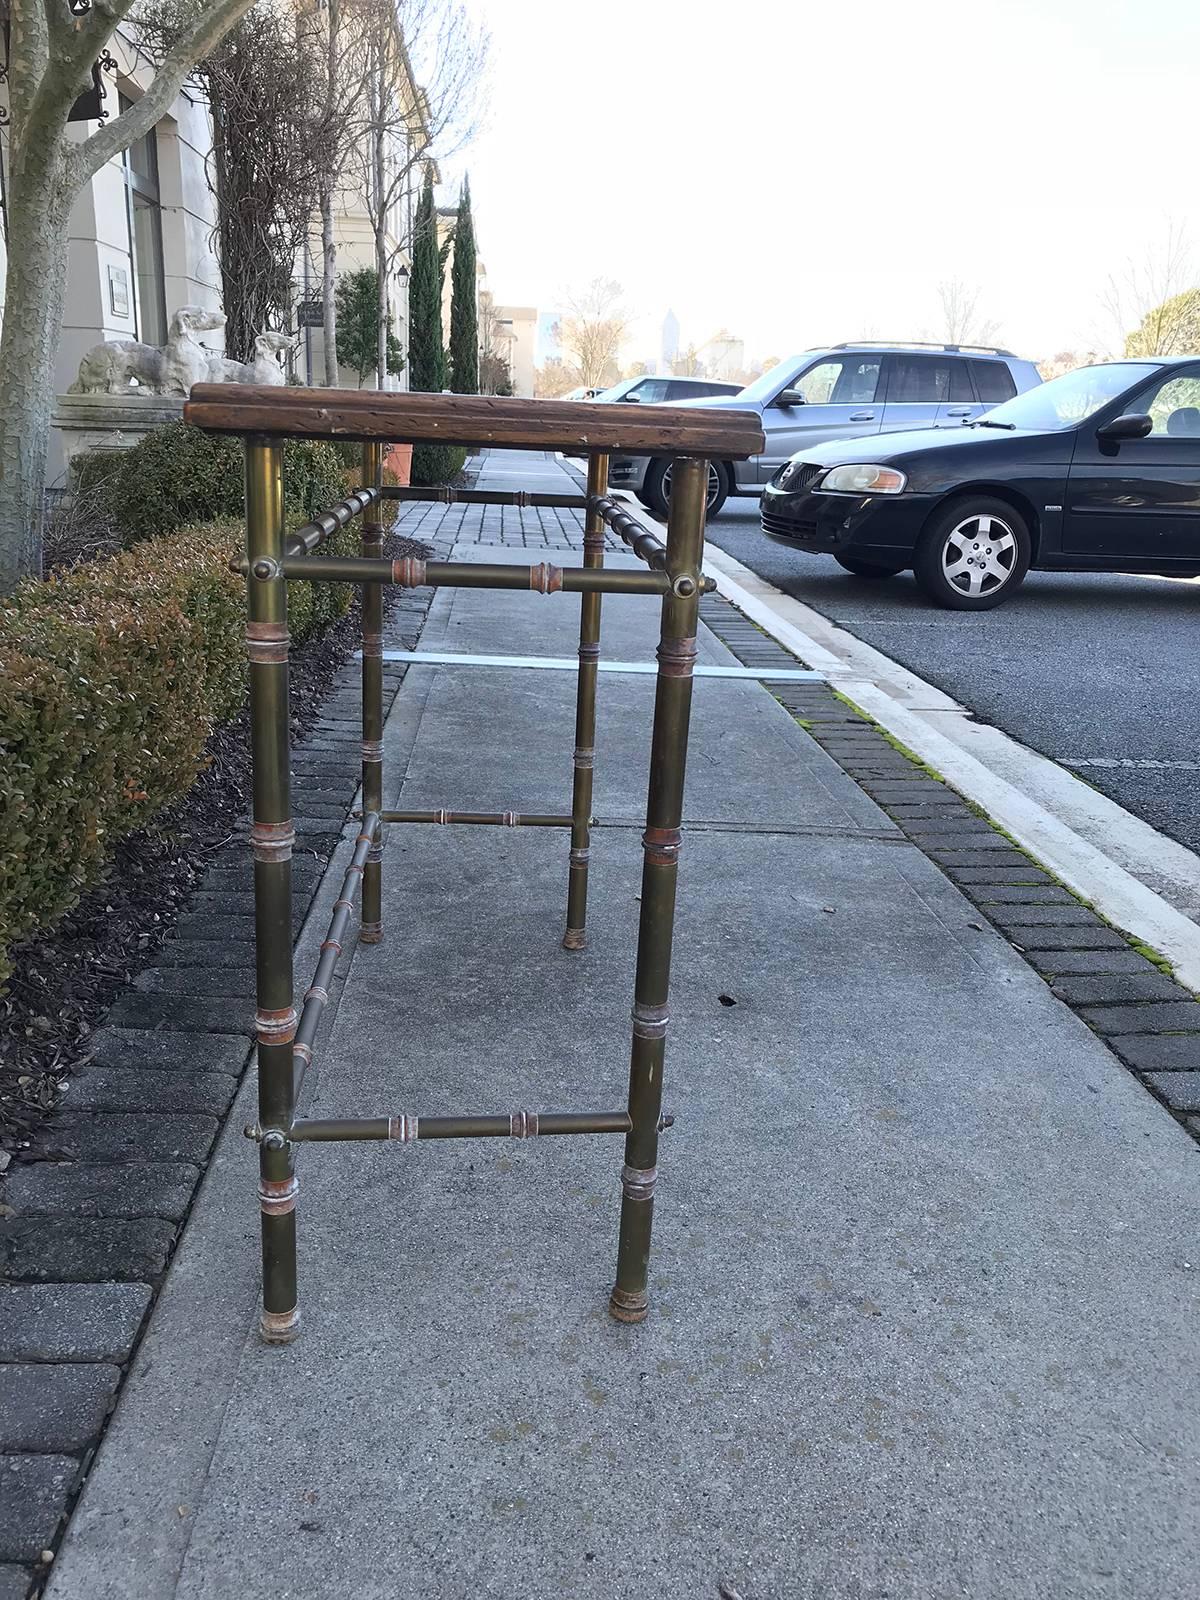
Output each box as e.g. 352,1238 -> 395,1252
1068,757 -> 1200,773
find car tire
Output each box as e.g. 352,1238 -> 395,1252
913,496 -> 1031,610
834,554 -> 907,579
642,458 -> 729,520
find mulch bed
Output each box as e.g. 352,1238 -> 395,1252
0,524 -> 426,1158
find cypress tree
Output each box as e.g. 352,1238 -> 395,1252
409,164 -> 462,482
408,165 -> 446,394
449,177 -> 479,394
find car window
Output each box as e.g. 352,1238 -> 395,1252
793,358 -> 880,405
970,360 -> 1017,403
1126,370 -> 1200,437
886,354 -> 959,403
629,379 -> 671,403
948,362 -> 974,402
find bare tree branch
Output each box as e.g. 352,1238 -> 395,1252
556,278 -> 629,388
71,0 -> 257,184
1100,219 -> 1194,356
937,280 -> 1000,347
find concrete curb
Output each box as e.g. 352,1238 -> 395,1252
0,559 -> 450,1598
565,472 -> 1200,990
701,541 -> 1200,991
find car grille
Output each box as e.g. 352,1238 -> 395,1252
778,460 -> 824,492
761,509 -> 818,539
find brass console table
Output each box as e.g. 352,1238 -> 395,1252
183,385 -> 765,1341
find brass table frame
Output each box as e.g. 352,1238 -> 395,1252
185,386 -> 764,1342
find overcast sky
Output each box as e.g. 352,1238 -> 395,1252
452,0 -> 1198,367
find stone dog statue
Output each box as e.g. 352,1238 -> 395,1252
70,306 -> 227,395
206,330 -> 296,386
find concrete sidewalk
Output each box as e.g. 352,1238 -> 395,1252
49,454 -> 1200,1600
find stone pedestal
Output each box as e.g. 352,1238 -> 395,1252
52,392 -> 186,480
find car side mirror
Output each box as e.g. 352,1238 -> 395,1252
774,388 -> 805,407
1096,413 -> 1153,441
622,394 -> 641,402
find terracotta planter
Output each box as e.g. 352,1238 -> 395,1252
384,442 -> 412,486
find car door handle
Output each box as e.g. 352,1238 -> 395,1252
946,407 -> 972,417
849,411 -> 875,421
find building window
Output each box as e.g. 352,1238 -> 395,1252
119,94 -> 168,346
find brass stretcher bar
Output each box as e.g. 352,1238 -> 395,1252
589,493 -> 670,572
269,555 -> 703,596
378,485 -> 588,509
181,385 -> 765,1344
290,1111 -> 632,1142
290,812 -> 380,1101
380,810 -> 572,828
286,486 -> 379,556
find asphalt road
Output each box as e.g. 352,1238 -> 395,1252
706,497 -> 1200,854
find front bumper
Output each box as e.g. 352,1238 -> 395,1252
760,478 -> 931,558
608,455 -> 649,492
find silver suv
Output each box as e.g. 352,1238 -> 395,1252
596,374 -> 744,404
607,341 -> 1043,517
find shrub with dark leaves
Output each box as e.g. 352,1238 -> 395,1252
0,516 -> 357,987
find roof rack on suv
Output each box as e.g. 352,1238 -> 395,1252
832,340 -> 1016,358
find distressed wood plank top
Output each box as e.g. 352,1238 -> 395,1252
182,385 -> 766,458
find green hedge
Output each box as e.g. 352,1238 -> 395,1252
75,424 -> 347,546
0,517 -> 358,988
411,444 -> 467,486
334,436 -> 464,489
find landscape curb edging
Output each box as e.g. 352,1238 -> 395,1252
556,467 -> 1200,1142
701,540 -> 1200,991
693,588 -> 1200,1146
0,524 -> 454,1599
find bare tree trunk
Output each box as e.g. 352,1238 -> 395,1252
373,121 -> 388,391
0,154 -> 71,587
320,187 -> 339,386
319,0 -> 341,389
0,0 -> 260,586
375,231 -> 390,392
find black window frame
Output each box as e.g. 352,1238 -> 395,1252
117,92 -> 168,347
882,352 -> 971,406
968,359 -> 1017,405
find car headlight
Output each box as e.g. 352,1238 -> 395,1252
820,464 -> 907,495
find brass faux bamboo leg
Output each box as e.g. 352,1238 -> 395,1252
609,455 -> 707,1324
563,452 -> 608,950
246,437 -> 300,1344
360,442 -> 385,944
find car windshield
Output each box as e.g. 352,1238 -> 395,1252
976,362 -> 1161,432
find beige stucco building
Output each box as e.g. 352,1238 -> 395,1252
490,305 -> 537,398
0,33 -> 225,482
0,12 -> 426,480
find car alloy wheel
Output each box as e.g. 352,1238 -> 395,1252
913,495 -> 1031,610
940,513 -> 1017,598
662,459 -> 724,512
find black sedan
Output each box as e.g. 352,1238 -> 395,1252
760,358 -> 1200,609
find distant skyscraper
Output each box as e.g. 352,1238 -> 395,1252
660,309 -> 680,374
